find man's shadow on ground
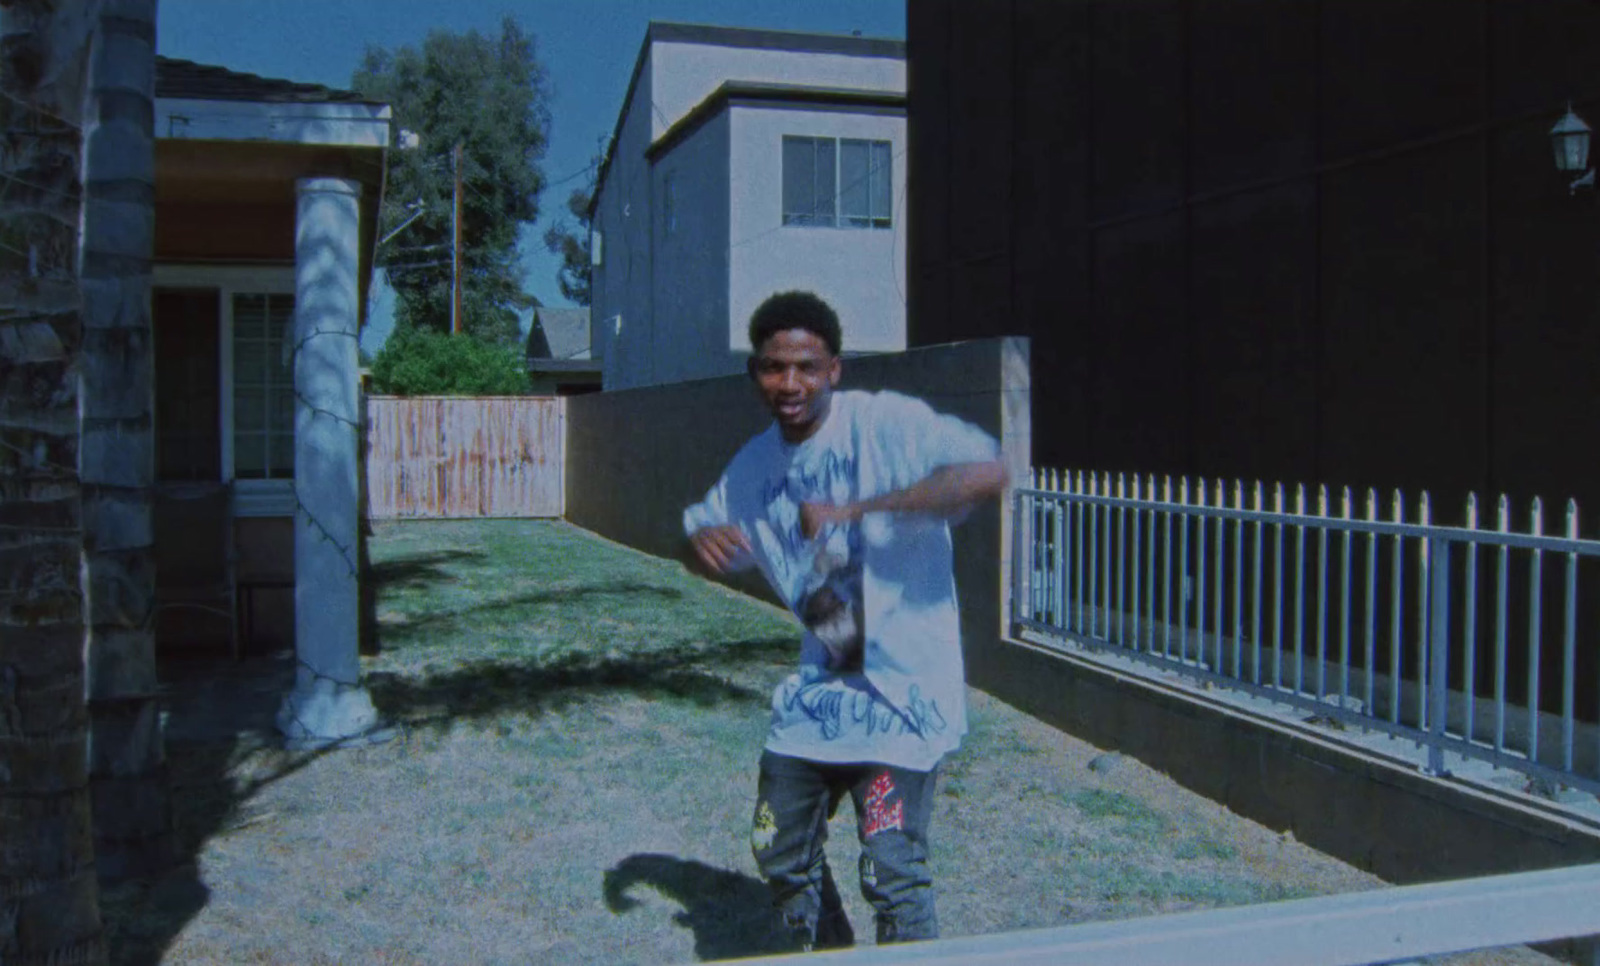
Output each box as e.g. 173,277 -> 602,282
604,853 -> 800,961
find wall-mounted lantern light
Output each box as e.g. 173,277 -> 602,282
1550,103 -> 1594,194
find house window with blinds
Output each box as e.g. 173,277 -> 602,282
232,293 -> 295,480
782,135 -> 892,229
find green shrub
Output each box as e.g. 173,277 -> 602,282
369,325 -> 530,396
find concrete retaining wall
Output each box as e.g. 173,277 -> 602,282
988,636 -> 1600,886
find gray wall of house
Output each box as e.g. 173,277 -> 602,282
650,38 -> 904,134
564,337 -> 1031,682
594,48 -> 657,390
649,110 -> 733,387
591,36 -> 910,392
728,104 -> 907,360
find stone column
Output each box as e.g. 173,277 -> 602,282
276,177 -> 378,749
1,3 -> 109,961
79,0 -> 173,881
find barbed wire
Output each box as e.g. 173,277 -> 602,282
237,300 -> 363,583
6,53 -> 369,716
287,316 -> 362,579
0,433 -> 75,477
0,87 -> 82,132
295,654 -> 360,690
293,484 -> 359,578
0,170 -> 77,201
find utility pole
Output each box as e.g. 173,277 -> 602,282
451,142 -> 463,334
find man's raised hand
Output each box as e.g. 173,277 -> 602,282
689,524 -> 752,574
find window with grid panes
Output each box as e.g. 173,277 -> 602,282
232,293 -> 295,479
840,138 -> 892,228
782,135 -> 891,229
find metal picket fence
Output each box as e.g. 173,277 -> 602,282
1011,469 -> 1600,797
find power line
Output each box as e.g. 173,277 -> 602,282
463,178 -> 497,207
458,163 -> 594,210
385,242 -> 451,254
546,161 -> 597,190
383,259 -> 452,271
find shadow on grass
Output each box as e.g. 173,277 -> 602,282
102,563 -> 795,965
604,853 -> 798,961
102,637 -> 797,964
100,651 -> 331,966
369,636 -> 794,730
376,581 -> 686,641
367,548 -> 487,590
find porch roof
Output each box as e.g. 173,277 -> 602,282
154,56 -> 391,149
150,57 -> 391,326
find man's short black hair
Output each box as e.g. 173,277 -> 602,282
748,290 -> 842,356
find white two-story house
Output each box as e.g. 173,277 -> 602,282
589,22 -> 907,390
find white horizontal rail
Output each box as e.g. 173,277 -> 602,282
734,863 -> 1600,965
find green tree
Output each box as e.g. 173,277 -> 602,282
369,324 -> 531,396
352,16 -> 550,345
541,181 -> 594,306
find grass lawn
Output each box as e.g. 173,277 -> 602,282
101,519 -> 1558,965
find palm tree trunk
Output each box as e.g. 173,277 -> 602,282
0,2 -> 110,964
78,0 -> 171,881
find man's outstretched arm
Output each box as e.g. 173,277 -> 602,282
800,460 -> 1009,538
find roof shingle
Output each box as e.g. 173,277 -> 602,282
155,56 -> 380,105
526,307 -> 592,361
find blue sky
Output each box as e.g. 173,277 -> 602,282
156,0 -> 905,352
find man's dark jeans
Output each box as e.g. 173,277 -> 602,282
750,750 -> 940,949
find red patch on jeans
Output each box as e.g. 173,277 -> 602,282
862,772 -> 904,837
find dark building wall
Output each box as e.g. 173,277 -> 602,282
909,0 -> 1600,517
911,0 -> 1600,747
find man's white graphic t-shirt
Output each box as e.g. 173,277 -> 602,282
683,390 -> 999,771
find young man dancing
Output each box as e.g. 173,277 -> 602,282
683,291 -> 1007,949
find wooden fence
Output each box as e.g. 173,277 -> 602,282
365,396 -> 564,519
